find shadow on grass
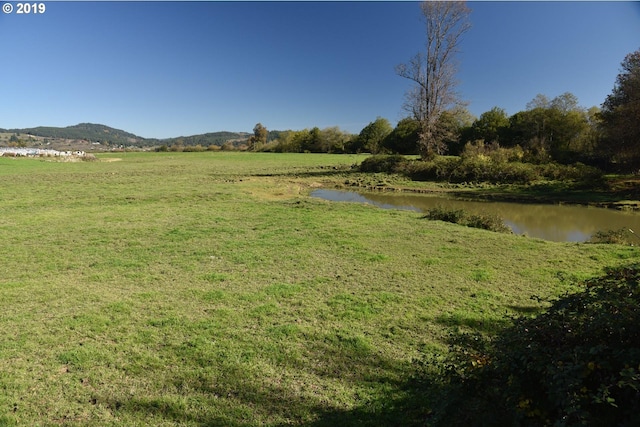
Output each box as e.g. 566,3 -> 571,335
506,304 -> 545,315
433,313 -> 511,335
98,395 -> 250,427
301,393 -> 429,427
122,373 -> 427,427
252,166 -> 357,179
95,329 -> 433,426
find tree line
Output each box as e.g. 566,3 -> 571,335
248,63 -> 638,173
242,0 -> 638,173
205,1 -> 640,176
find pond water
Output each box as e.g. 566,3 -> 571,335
310,189 -> 640,243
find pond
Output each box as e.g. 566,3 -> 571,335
310,189 -> 640,243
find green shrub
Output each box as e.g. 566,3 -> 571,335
182,144 -> 206,152
400,156 -> 539,184
400,157 -> 460,181
465,213 -> 512,234
358,154 -> 408,173
360,150 -> 603,186
461,141 -> 525,163
424,206 -> 511,233
539,162 -> 604,185
424,206 -> 466,224
589,228 -> 639,245
420,264 -> 640,426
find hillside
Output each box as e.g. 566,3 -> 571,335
7,123 -> 146,146
1,123 -> 251,150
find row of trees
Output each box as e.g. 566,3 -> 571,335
389,50 -> 638,171
457,92 -> 601,164
249,124 -> 355,153
247,88 -> 609,167
392,0 -> 639,171
246,0 -> 637,173
247,118 -> 418,155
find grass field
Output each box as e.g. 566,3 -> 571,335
0,152 -> 636,426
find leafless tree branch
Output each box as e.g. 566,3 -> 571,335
397,1 -> 471,158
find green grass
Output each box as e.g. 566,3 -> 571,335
0,152 -> 636,425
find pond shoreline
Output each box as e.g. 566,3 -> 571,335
332,181 -> 640,212
311,187 -> 640,242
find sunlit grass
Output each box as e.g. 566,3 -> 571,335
0,152 -> 636,425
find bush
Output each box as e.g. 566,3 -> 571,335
465,213 -> 512,234
358,154 -> 408,173
360,151 -> 603,186
461,141 -> 525,164
400,157 -> 460,181
182,144 -> 206,152
421,264 -> 640,426
589,228 -> 639,245
424,206 -> 511,233
396,156 -> 539,184
424,206 -> 466,224
497,161 -> 541,184
538,162 -> 604,184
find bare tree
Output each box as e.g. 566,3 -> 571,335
396,1 -> 471,159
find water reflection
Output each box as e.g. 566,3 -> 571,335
311,189 -> 640,243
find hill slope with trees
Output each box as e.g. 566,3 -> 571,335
7,123 -> 146,146
1,123 -> 251,150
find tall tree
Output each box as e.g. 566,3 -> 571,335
600,49 -> 640,170
383,118 -> 421,154
550,92 -> 580,114
471,106 -> 510,145
300,127 -> 323,153
320,126 -> 351,154
509,93 -> 593,163
248,123 -> 268,151
396,1 -> 471,159
526,93 -> 551,111
357,117 -> 393,154
437,106 -> 475,155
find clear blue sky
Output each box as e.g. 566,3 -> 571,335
1,1 -> 638,139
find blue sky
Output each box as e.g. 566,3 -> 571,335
1,1 -> 638,139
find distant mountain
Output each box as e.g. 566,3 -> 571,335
3,123 -> 250,148
8,123 -> 146,146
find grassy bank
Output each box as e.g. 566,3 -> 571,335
0,152 -> 636,426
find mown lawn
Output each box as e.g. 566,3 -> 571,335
0,152 -> 636,426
